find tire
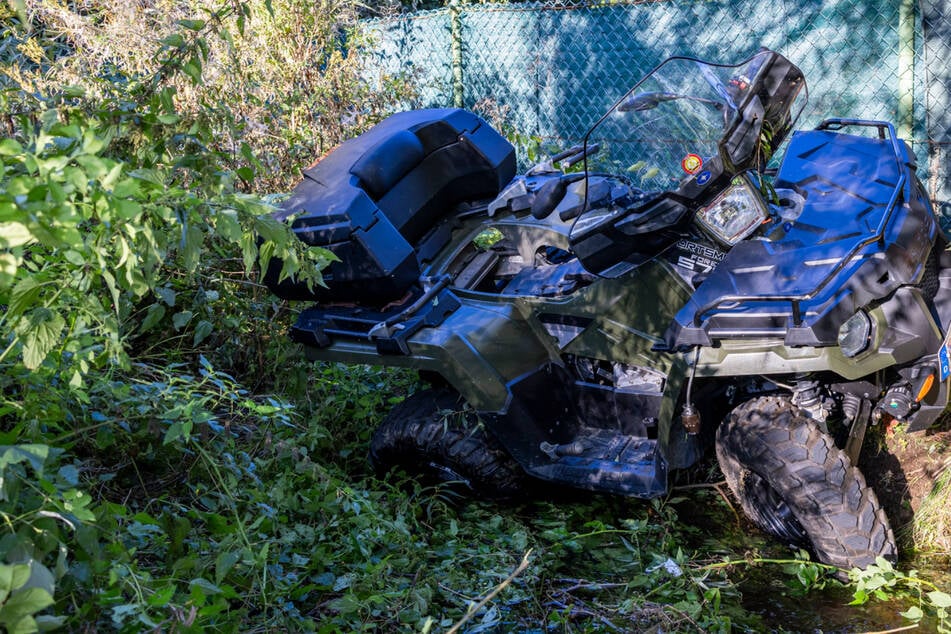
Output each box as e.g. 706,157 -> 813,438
369,389 -> 525,499
716,396 -> 896,570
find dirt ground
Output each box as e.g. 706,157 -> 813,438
862,413 -> 951,554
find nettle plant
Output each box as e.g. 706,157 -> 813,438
0,2 -> 336,628
0,105 -> 329,375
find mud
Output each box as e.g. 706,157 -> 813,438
862,413 -> 951,555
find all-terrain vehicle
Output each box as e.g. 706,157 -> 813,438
265,49 -> 951,570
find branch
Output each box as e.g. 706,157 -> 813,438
447,550 -> 532,634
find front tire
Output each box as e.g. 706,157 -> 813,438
716,396 -> 896,570
370,389 -> 525,499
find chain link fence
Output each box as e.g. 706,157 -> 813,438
365,0 -> 951,212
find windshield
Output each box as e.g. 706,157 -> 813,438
569,49 -> 806,278
583,51 -> 807,200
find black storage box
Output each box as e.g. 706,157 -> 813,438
265,108 -> 516,305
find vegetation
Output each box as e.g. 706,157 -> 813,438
0,0 -> 948,632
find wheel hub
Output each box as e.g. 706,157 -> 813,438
747,471 -> 810,546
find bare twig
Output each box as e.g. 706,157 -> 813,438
859,626 -> 919,634
671,479 -> 741,524
672,479 -> 728,492
554,579 -> 626,594
714,482 -> 742,524
446,550 -> 532,634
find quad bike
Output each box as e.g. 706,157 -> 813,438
265,49 -> 951,570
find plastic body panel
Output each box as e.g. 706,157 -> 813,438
664,126 -> 937,349
265,109 -> 516,305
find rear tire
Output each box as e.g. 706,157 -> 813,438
370,389 -> 525,499
716,396 -> 896,570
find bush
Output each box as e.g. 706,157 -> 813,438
0,2 -> 418,629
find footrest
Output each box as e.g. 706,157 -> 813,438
531,430 -> 666,498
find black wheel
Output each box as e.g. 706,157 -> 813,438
716,396 -> 896,570
370,389 -> 525,499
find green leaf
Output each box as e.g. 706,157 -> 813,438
139,304 -> 166,334
112,198 -> 141,220
189,578 -> 221,595
239,142 -> 261,169
193,320 -> 213,346
34,615 -> 66,631
9,277 -> 43,320
0,564 -> 31,602
101,162 -> 124,190
182,57 -> 203,84
20,561 -> 54,599
0,253 -> 17,288
900,605 -> 924,620
7,615 -> 38,634
0,587 -> 54,622
0,446 -> 49,478
0,222 -> 34,248
155,286 -> 177,307
172,310 -> 193,330
163,421 -> 192,445
128,168 -> 166,187
0,138 -> 23,156
182,224 -> 203,273
61,85 -> 86,98
928,591 -> 951,608
214,209 -> 242,242
178,19 -> 206,30
240,232 -> 257,275
146,585 -> 175,608
215,551 -> 241,585
74,155 -> 108,179
19,308 -> 65,370
161,34 -> 186,48
63,250 -> 84,266
112,177 -> 141,199
80,131 -> 105,157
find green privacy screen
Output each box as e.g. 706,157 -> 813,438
365,0 -> 950,210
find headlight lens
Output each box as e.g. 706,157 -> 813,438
838,310 -> 872,357
695,175 -> 768,245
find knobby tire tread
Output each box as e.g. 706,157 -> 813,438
370,389 -> 525,499
716,396 -> 896,570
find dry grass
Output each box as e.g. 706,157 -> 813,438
10,0 -> 419,190
911,456 -> 951,555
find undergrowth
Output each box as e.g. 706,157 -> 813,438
913,457 -> 951,556
5,356 -> 950,631
1,1 -> 949,632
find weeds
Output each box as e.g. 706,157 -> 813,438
2,1 -> 950,632
912,457 -> 951,555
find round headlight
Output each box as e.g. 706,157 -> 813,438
838,310 -> 872,358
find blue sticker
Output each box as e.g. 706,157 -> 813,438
696,170 -> 711,185
941,344 -> 951,381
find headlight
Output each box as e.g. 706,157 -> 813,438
838,310 -> 872,358
695,175 -> 768,246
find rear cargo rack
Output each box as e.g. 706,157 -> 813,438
290,276 -> 461,355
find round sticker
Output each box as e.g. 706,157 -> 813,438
682,153 -> 703,174
696,170 -> 712,185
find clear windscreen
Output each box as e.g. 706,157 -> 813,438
583,53 -> 780,195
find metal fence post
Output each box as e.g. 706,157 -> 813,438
898,0 -> 915,139
450,0 -> 464,109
